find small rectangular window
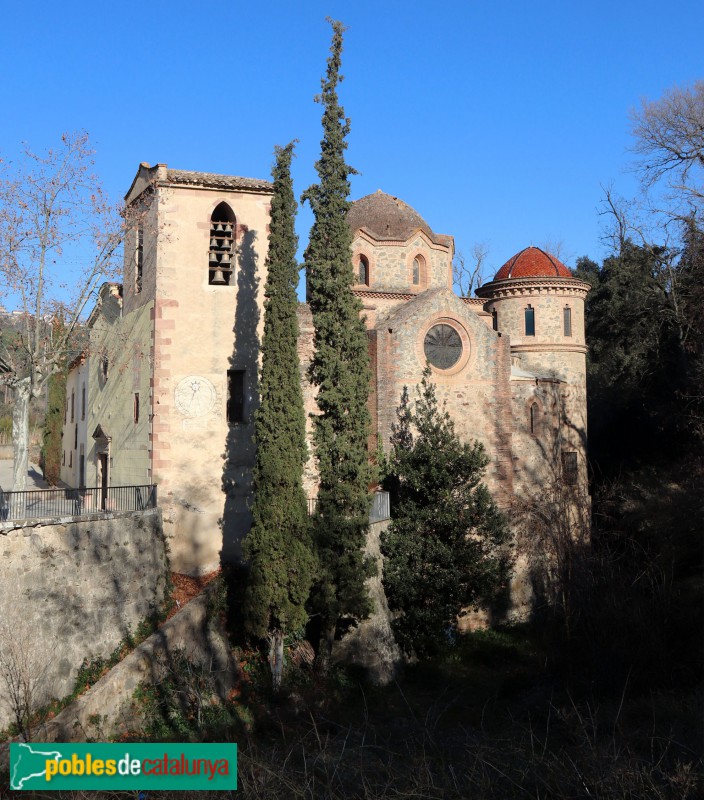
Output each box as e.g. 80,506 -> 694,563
71,390 -> 75,422
134,392 -> 140,424
562,451 -> 578,485
81,384 -> 86,420
525,306 -> 535,336
564,306 -> 572,337
69,451 -> 73,468
74,424 -> 78,450
227,370 -> 245,424
62,450 -> 65,466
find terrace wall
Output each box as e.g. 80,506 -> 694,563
0,509 -> 168,731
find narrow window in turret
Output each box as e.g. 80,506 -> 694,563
562,451 -> 578,485
492,309 -> 498,331
530,403 -> 538,435
563,306 -> 572,337
525,305 -> 535,336
412,257 -> 420,285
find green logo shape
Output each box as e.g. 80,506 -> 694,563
10,743 -> 237,790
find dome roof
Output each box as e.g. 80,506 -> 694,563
348,190 -> 434,241
494,246 -> 572,280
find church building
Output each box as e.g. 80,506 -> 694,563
61,165 -> 590,585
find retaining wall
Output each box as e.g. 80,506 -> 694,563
0,509 -> 169,731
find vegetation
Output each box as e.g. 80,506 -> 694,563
243,143 -> 315,692
0,132 -> 124,490
302,20 -> 374,655
39,353 -> 67,485
1,63 -> 702,800
575,227 -> 704,471
381,371 -> 511,658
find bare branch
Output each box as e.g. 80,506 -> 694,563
0,132 -> 124,489
630,80 -> 704,215
453,242 -> 489,296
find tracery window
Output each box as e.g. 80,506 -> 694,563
424,323 -> 463,370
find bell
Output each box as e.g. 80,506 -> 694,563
211,268 -> 227,285
210,238 -> 219,248
214,223 -> 223,232
223,223 -> 232,233
220,253 -> 231,265
209,252 -> 220,264
218,239 -> 226,249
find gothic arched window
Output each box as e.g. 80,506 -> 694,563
412,255 -> 424,286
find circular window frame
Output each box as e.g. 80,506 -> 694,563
417,316 -> 473,376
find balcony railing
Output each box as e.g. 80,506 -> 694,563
0,484 -> 158,523
307,490 -> 390,523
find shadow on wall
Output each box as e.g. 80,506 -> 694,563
0,511 -> 169,737
509,376 -> 591,626
220,228 -> 260,566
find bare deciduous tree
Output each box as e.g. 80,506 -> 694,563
630,80 -> 704,214
452,242 -> 489,296
0,621 -> 49,741
0,132 -> 125,490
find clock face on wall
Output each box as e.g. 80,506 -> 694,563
174,376 -> 216,417
424,323 -> 463,370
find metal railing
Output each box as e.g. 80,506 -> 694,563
307,490 -> 390,523
0,484 -> 157,523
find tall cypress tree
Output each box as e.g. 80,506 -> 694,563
302,19 -> 374,653
243,142 -> 315,691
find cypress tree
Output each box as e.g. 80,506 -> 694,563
243,142 -> 315,691
40,361 -> 67,486
302,20 -> 374,653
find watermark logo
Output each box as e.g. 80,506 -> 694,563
10,743 -> 237,790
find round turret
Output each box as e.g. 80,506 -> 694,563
476,247 -> 590,361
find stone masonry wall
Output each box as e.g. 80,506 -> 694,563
0,510 -> 168,731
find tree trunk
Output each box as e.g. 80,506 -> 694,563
268,631 -> 285,693
12,378 -> 31,492
315,624 -> 336,674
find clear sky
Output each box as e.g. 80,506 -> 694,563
1,0 -> 702,300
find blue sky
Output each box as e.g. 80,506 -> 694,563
1,0 -> 702,302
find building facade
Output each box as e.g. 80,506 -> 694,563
61,167 -> 589,584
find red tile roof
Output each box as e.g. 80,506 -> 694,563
494,246 -> 571,280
